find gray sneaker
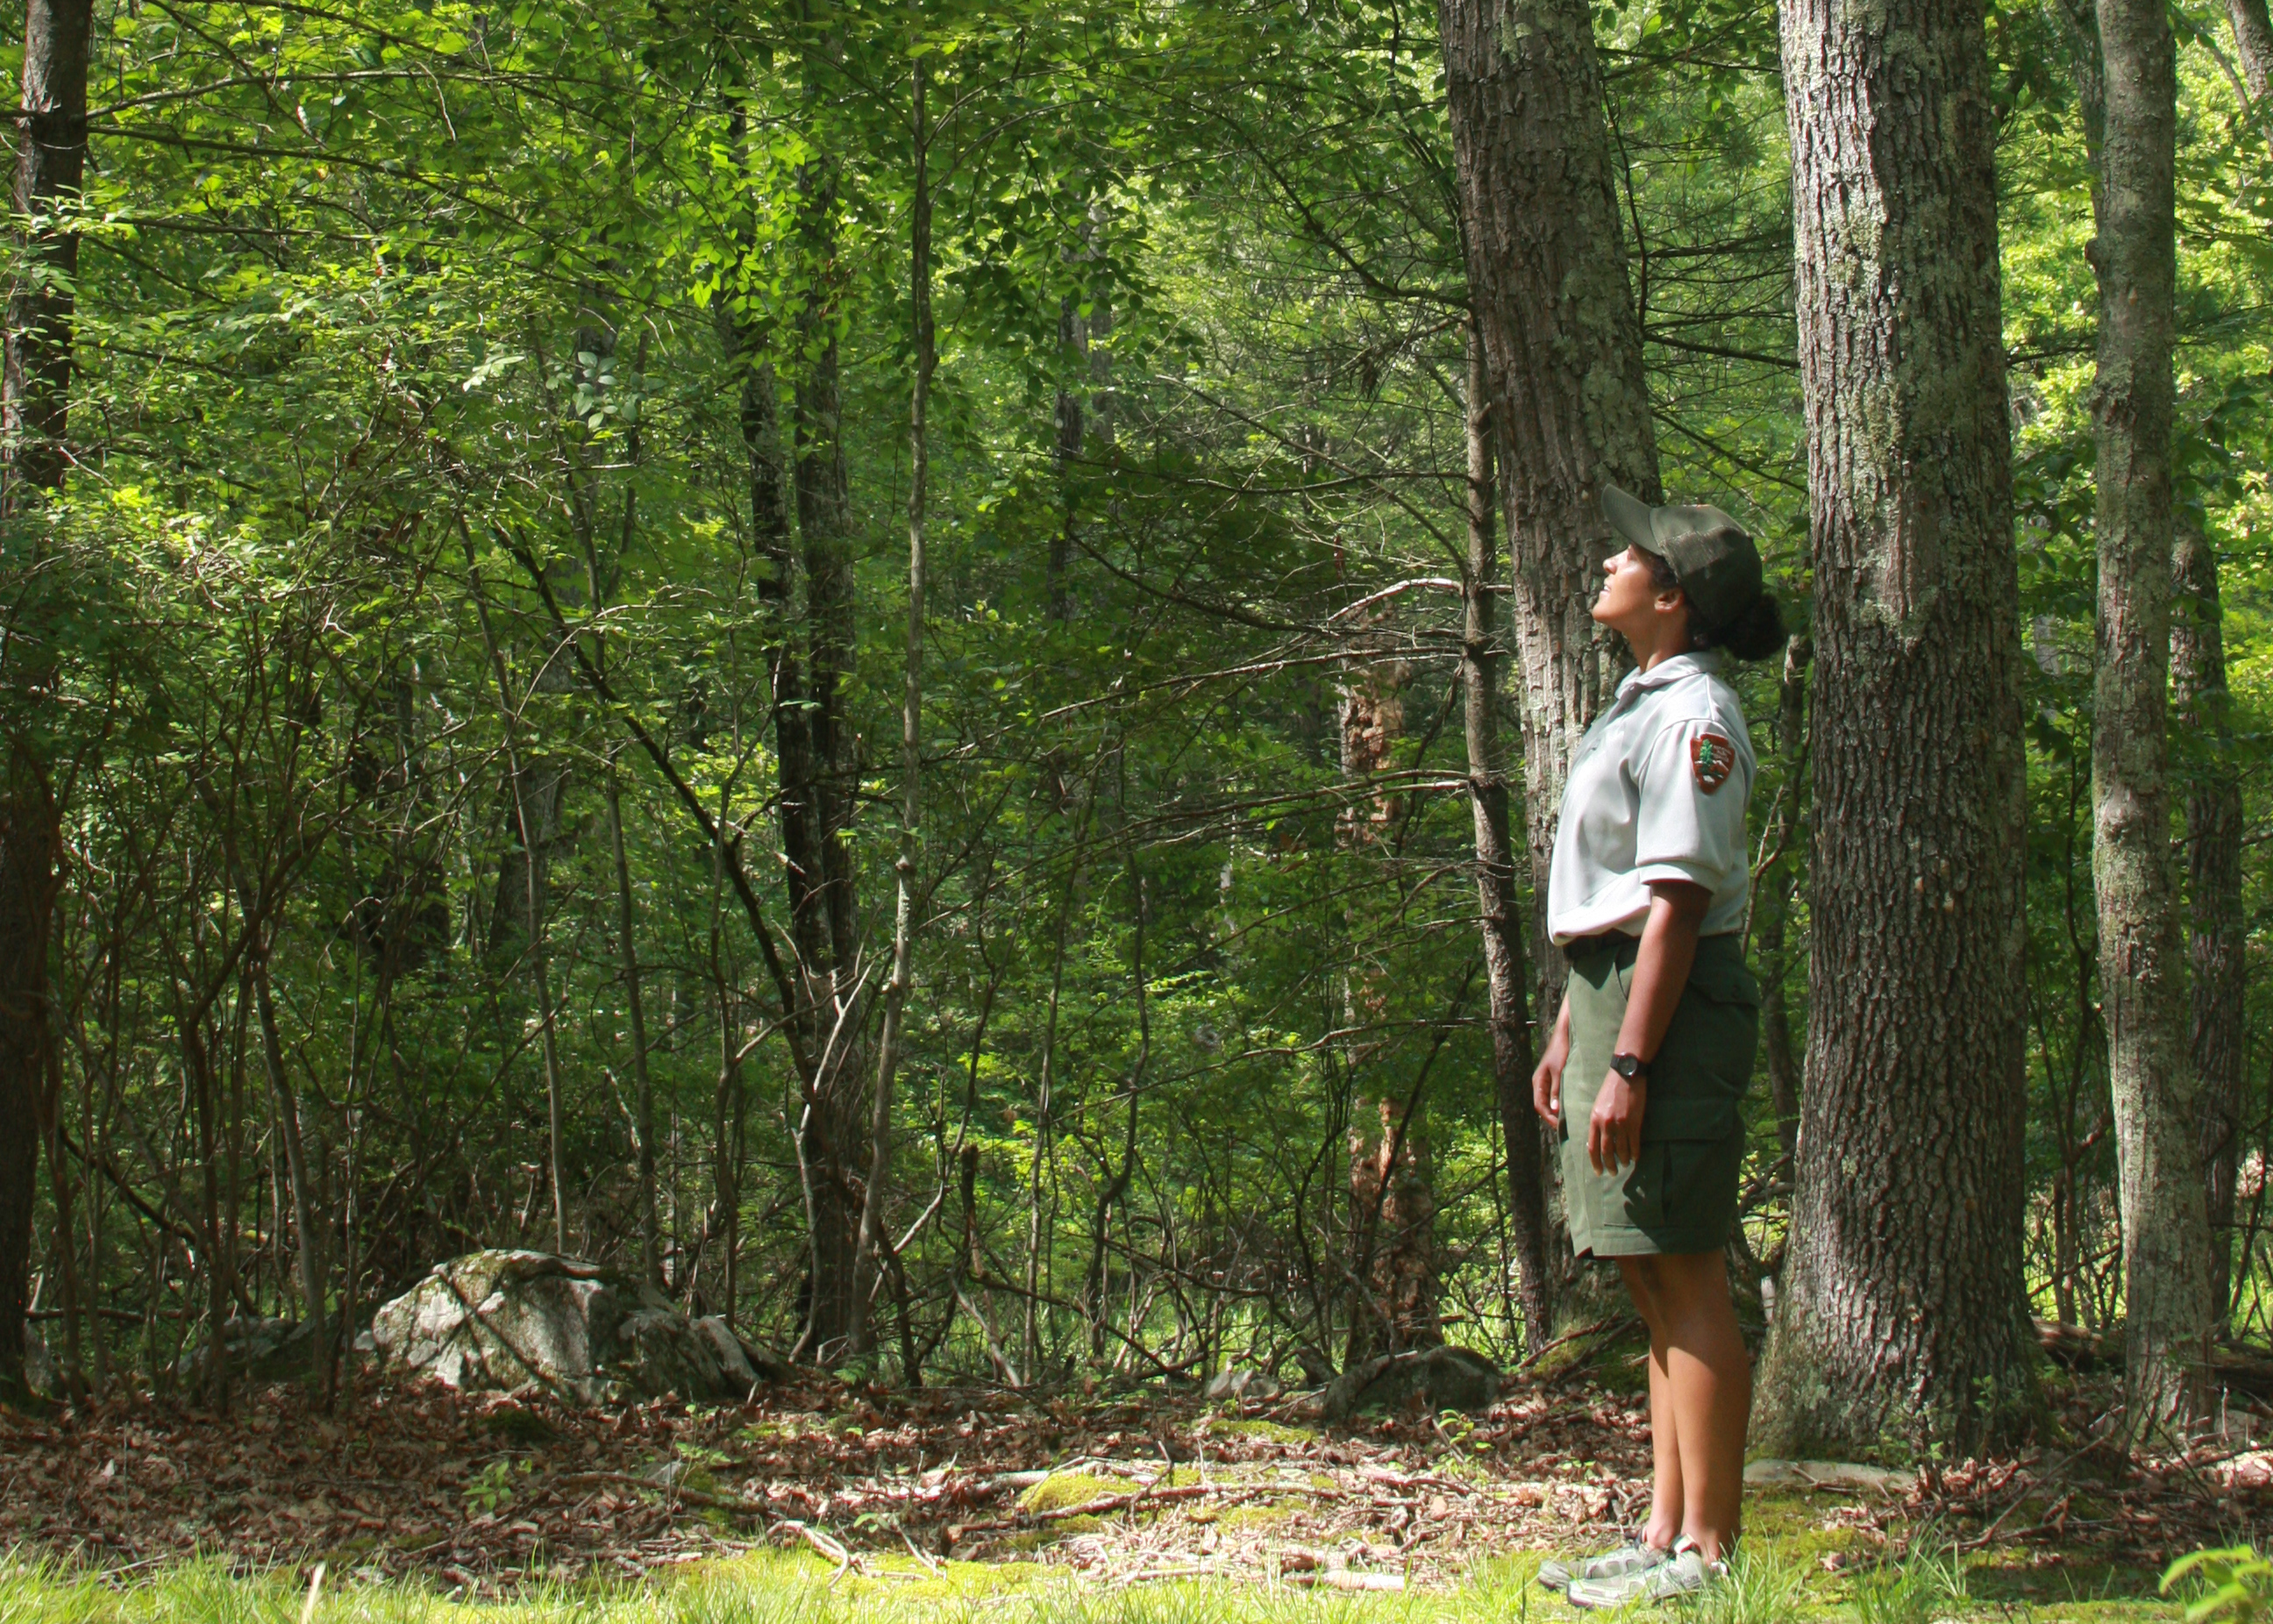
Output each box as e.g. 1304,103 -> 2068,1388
1566,1538 -> 1725,1607
1536,1542 -> 1673,1592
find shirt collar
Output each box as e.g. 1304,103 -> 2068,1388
1614,650 -> 1725,699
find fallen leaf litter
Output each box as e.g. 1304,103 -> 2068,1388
0,1361 -> 2261,1596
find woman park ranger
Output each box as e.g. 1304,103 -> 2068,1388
1535,486 -> 1786,1607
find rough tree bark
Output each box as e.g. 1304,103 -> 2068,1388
1436,0 -> 1662,1036
2227,0 -> 2272,103
0,0 -> 90,1398
2087,0 -> 2214,1429
2172,525 -> 2246,1328
1461,324 -> 1554,1353
1749,639 -> 1812,1173
1753,0 -> 2036,1456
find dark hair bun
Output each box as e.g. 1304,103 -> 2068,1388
1707,592 -> 1786,661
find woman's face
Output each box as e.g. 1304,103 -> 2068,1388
1593,545 -> 1672,637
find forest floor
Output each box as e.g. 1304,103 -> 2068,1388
0,1335 -> 2266,1620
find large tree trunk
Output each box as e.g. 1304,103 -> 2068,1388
1751,639 -> 1812,1176
2088,0 -> 2212,1428
2173,525 -> 2246,1328
1436,0 -> 1661,1038
1753,0 -> 2036,1457
1461,325 -> 1554,1354
0,0 -> 90,1400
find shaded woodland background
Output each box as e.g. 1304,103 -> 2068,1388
0,0 -> 2269,1456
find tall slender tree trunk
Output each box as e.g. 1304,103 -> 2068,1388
853,52 -> 933,1364
254,961 -> 324,1350
578,334 -> 662,1292
0,0 -> 89,1399
707,982 -> 742,1319
1754,0 -> 2035,1457
1460,324 -> 1553,1353
232,866 -> 325,1374
787,28 -> 867,1360
2227,0 -> 2272,103
182,1011 -> 231,1411
606,768 -> 660,1286
718,49 -> 859,1360
39,1037 -> 83,1400
466,548 -> 568,1255
1436,0 -> 1661,1038
2087,0 -> 2212,1428
2172,525 -> 2246,1328
1338,623 -> 1436,1363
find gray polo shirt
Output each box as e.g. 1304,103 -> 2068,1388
1546,651 -> 1755,944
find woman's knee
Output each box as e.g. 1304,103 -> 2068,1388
1618,1256 -> 1669,1322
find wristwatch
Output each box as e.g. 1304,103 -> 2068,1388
1609,1051 -> 1651,1082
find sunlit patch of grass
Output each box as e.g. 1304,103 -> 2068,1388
1686,1545 -> 1809,1624
1204,1421 -> 1317,1447
1016,1474 -> 1130,1516
0,1532 -> 2184,1624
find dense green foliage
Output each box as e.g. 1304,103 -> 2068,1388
2,0 -> 2269,1394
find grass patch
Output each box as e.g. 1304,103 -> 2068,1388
1015,1474 -> 1129,1515
1849,1540 -> 1968,1624
1206,1421 -> 1317,1447
0,1520 -> 2185,1624
1692,1545 -> 1811,1624
0,1558 -> 1559,1624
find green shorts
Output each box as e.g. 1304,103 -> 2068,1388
1559,932 -> 1760,1257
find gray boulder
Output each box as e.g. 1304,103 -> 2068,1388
368,1250 -> 775,1405
1318,1344 -> 1500,1421
178,1314 -> 318,1387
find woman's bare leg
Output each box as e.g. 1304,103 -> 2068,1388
1644,1249 -> 1750,1559
1616,1257 -> 1683,1550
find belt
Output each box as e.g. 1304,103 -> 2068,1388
1560,929 -> 1744,965
1560,931 -> 1639,965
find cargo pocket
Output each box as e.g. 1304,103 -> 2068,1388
1662,1136 -> 1728,1229
1642,943 -> 1759,1143
1619,1143 -> 1671,1234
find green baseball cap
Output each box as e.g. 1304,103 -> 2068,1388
1600,483 -> 1764,633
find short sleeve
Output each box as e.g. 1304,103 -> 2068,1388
1631,717 -> 1748,893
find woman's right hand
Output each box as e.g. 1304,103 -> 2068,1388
1532,1010 -> 1571,1126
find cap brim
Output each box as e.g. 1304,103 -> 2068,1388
1600,484 -> 1661,553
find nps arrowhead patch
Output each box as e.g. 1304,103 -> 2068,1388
1691,731 -> 1735,794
